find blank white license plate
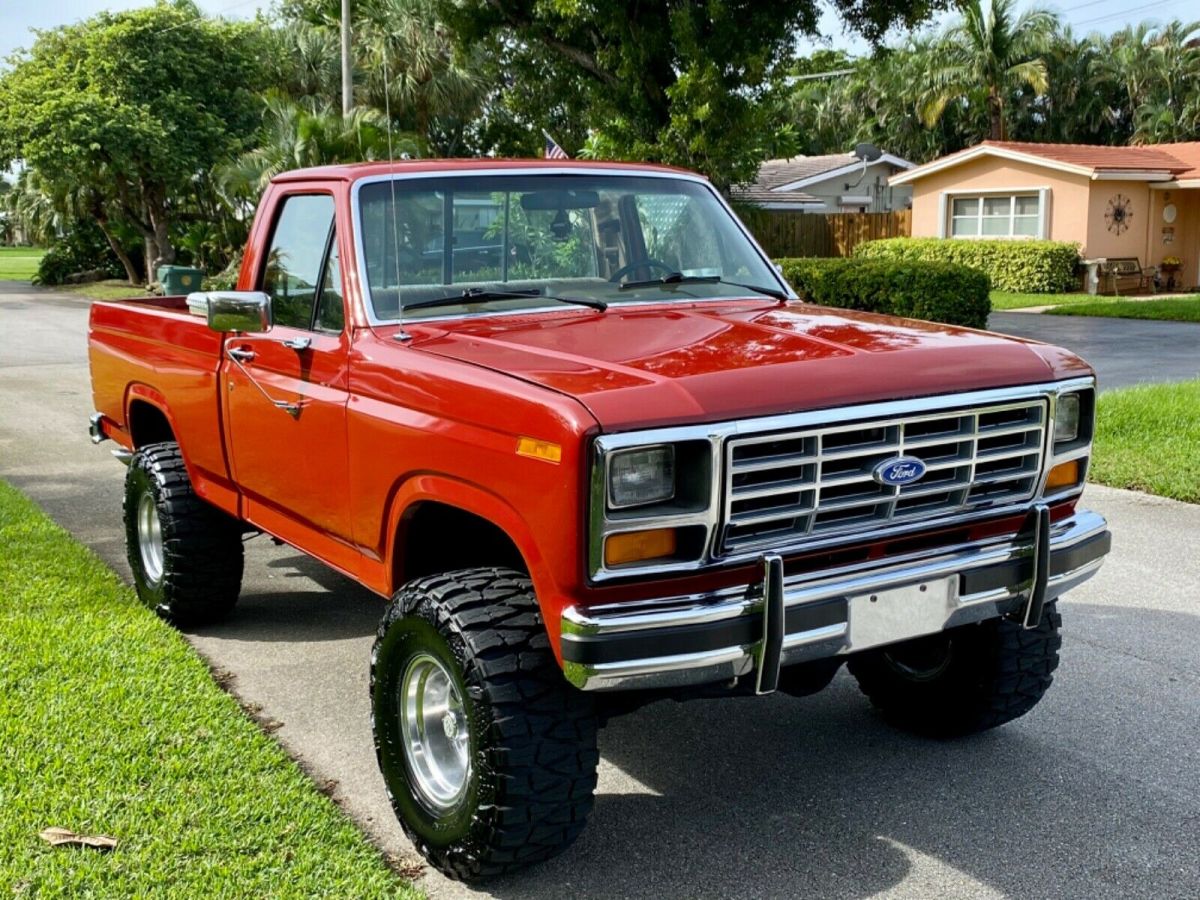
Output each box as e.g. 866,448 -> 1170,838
847,575 -> 960,651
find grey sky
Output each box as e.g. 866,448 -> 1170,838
1,1 -> 271,60
798,0 -> 1195,58
2,0 -> 1193,65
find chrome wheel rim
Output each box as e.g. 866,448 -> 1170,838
137,492 -> 164,586
399,652 -> 471,813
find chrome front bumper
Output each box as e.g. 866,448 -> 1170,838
561,508 -> 1110,692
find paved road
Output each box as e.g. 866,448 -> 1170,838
987,311 -> 1200,390
2,282 -> 1198,899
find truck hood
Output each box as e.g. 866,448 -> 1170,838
411,300 -> 1091,431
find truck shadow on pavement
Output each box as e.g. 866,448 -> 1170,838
486,670 -> 1197,900
198,550 -> 383,643
187,554 -> 1199,900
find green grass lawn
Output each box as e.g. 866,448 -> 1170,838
1046,296 -> 1200,322
0,247 -> 44,281
1091,380 -> 1200,503
989,291 -> 1103,310
0,480 -> 420,898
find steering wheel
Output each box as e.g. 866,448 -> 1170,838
608,258 -> 674,283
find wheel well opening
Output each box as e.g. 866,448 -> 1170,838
395,502 -> 527,587
128,401 -> 175,448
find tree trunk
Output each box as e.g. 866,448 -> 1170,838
145,237 -> 160,282
988,88 -> 1005,141
89,195 -> 143,284
97,218 -> 143,285
142,182 -> 176,271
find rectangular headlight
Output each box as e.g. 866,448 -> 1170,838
1054,393 -> 1081,443
608,446 -> 675,509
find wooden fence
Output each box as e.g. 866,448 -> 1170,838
738,209 -> 911,258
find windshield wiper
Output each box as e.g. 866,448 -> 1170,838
402,286 -> 606,312
618,271 -> 788,302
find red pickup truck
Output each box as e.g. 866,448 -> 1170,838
88,159 -> 1110,880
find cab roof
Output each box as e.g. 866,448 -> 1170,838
271,158 -> 703,184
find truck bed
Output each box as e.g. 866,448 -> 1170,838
88,294 -> 239,513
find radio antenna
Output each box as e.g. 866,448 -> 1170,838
382,52 -> 411,342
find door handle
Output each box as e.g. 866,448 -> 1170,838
224,344 -> 302,419
281,336 -> 312,352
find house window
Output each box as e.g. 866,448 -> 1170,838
950,193 -> 1041,238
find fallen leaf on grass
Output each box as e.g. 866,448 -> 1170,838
385,852 -> 426,880
317,778 -> 339,797
38,827 -> 118,851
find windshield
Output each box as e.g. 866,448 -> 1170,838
356,174 -> 784,320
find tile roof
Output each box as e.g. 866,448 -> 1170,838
1155,142 -> 1200,179
982,140 -> 1192,172
752,154 -> 860,187
897,140 -> 1200,183
730,153 -> 858,205
729,185 -> 823,206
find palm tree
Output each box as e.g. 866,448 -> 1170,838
272,21 -> 343,106
356,0 -> 484,154
920,0 -> 1058,141
218,94 -> 419,200
1095,20 -> 1200,144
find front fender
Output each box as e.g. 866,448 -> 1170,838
383,473 -> 569,658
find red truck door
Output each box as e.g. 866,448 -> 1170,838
222,192 -> 356,560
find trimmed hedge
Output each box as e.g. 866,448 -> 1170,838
776,257 -> 992,329
852,237 -> 1079,293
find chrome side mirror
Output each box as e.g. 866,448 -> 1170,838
188,291 -> 272,333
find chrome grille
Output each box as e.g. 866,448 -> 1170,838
721,399 -> 1048,554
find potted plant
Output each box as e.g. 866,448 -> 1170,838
1160,255 -> 1183,290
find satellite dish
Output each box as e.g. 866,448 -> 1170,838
853,142 -> 883,163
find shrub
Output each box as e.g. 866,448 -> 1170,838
852,237 -> 1079,293
776,258 -> 851,295
33,220 -> 125,286
775,257 -> 991,329
202,250 -> 243,291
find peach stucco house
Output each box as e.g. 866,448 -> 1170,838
890,141 -> 1200,289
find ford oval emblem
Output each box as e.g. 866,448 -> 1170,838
873,456 -> 927,487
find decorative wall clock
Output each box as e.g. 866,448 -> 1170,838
1105,194 -> 1132,235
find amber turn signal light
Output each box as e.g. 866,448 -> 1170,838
604,528 -> 677,567
516,436 -> 562,463
1045,459 -> 1081,491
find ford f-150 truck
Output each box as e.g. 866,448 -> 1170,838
88,159 -> 1110,880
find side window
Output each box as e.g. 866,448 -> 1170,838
314,234 -> 345,333
262,194 -> 335,329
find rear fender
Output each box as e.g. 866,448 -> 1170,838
122,384 -> 240,517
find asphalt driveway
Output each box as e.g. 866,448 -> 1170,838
2,282 -> 1198,899
987,311 -> 1200,390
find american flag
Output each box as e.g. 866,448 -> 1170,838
543,132 -> 569,160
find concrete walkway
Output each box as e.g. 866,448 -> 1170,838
2,281 -> 1198,899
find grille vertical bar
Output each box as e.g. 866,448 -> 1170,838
722,399 -> 1047,554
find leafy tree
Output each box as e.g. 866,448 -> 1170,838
919,0 -> 1057,141
0,1 -> 273,279
439,0 -> 952,189
785,13 -> 1200,163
